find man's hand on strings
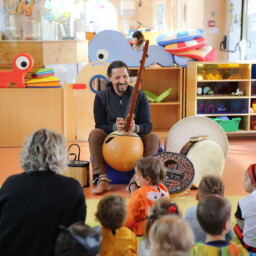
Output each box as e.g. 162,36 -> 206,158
128,120 -> 136,133
116,117 -> 125,131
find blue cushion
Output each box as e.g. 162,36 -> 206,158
157,29 -> 205,47
107,165 -> 134,184
92,142 -> 164,185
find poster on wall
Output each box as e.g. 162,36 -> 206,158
245,0 -> 256,60
156,4 -> 165,31
227,0 -> 242,61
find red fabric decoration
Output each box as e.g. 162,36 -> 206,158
168,206 -> 177,214
129,220 -> 137,229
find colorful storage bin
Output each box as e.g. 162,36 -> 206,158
212,117 -> 241,132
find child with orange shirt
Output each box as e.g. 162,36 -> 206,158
125,156 -> 169,235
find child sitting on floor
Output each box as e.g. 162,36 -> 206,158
234,163 -> 256,254
190,194 -> 248,255
55,221 -> 102,256
149,215 -> 195,256
95,194 -> 137,256
184,175 -> 233,242
138,198 -> 182,256
125,156 -> 169,235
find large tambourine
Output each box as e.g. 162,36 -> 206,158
153,152 -> 195,197
164,116 -> 229,159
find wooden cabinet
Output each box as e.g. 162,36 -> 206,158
130,67 -> 183,138
186,61 -> 256,135
0,88 -> 64,147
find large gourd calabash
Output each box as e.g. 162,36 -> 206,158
102,130 -> 144,172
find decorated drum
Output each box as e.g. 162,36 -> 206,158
153,152 -> 195,197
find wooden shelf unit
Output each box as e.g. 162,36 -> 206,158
186,61 -> 256,135
130,67 -> 183,138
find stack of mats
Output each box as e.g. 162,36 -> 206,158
26,68 -> 61,88
156,29 -> 216,66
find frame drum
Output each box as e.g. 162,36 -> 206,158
164,116 -> 229,159
153,152 -> 195,197
180,139 -> 225,187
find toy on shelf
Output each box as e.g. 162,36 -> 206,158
26,68 -> 61,88
252,120 -> 256,130
0,53 -> 34,88
231,88 -> 243,96
202,86 -> 214,95
198,67 -> 243,81
227,74 -> 242,79
217,103 -> 226,113
207,104 -> 216,113
252,100 -> 256,113
143,88 -> 173,103
205,70 -> 222,80
198,69 -> 223,80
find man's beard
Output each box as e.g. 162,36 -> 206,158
117,83 -> 128,93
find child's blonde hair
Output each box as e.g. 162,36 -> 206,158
135,156 -> 166,185
198,175 -> 224,198
145,198 -> 181,242
96,194 -> 127,231
149,215 -> 194,256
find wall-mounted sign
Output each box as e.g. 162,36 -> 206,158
208,20 -> 215,27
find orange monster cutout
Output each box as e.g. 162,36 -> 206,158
0,53 -> 34,88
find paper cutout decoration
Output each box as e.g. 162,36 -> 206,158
172,45 -> 217,61
89,30 -> 173,67
157,29 -> 205,46
0,53 -> 34,88
165,37 -> 206,53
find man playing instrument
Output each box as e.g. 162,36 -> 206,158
89,60 -> 160,194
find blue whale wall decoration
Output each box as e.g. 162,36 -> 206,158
88,30 -> 174,67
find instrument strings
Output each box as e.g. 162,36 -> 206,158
124,85 -> 135,119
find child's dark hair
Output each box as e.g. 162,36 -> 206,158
55,221 -> 101,256
132,31 -> 145,46
135,156 -> 166,185
246,164 -> 256,185
197,194 -> 231,235
96,194 -> 127,231
198,175 -> 224,198
145,198 -> 181,243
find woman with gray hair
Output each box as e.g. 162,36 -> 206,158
0,128 -> 86,256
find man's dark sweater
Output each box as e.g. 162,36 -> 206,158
0,171 -> 86,256
94,85 -> 152,135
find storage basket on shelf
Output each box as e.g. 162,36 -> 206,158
61,144 -> 89,187
212,117 -> 241,132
